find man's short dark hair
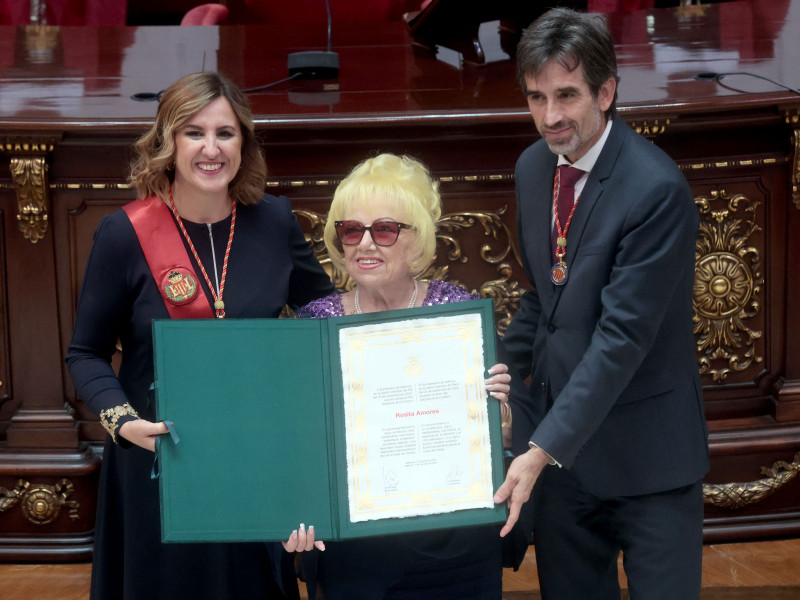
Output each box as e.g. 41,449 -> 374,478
517,7 -> 620,119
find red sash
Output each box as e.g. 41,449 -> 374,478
123,196 -> 214,319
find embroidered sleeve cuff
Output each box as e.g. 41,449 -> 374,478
529,442 -> 562,468
100,402 -> 140,445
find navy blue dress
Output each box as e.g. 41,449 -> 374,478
66,194 -> 334,600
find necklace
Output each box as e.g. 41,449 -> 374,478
168,189 -> 236,318
551,167 -> 581,286
354,280 -> 418,314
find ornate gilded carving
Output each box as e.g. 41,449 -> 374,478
52,182 -> 133,191
292,208 -> 351,290
693,190 -> 763,382
786,109 -> 800,209
630,118 -> 670,139
478,263 -> 527,333
267,173 -> 514,190
11,156 -> 49,242
0,478 -> 80,524
0,479 -> 28,512
291,207 -> 524,331
703,452 -> 800,509
434,207 -> 522,267
678,156 -> 788,172
2,136 -> 60,243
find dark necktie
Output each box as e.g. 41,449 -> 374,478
552,165 -> 585,263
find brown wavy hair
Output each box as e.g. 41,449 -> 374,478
129,71 -> 266,205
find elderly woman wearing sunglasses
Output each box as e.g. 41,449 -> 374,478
291,153 -> 511,600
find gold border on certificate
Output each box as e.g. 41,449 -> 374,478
339,313 -> 493,523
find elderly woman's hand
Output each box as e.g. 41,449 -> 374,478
282,523 -> 325,553
485,363 -> 510,403
486,363 -> 512,448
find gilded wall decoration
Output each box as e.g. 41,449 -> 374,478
2,136 -> 60,243
693,190 -> 764,382
292,207 -> 524,332
292,208 -> 349,289
630,118 -> 670,139
679,156 -> 786,173
433,208 -> 524,333
0,478 -> 80,525
703,452 -> 800,509
11,156 -> 49,243
784,109 -> 800,209
478,263 -> 526,333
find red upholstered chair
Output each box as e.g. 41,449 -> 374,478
180,3 -> 230,25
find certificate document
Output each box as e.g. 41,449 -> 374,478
339,312 -> 494,523
153,299 -> 504,542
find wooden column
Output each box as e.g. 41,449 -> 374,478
0,135 -> 98,562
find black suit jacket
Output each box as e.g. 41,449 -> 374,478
504,118 -> 709,498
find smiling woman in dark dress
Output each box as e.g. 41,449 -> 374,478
65,71 -> 333,600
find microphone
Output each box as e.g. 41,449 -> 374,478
287,0 -> 340,79
131,52 -> 208,102
694,71 -> 800,95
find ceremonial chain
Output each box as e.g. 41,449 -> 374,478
551,168 -> 580,286
354,279 -> 418,314
168,189 -> 236,318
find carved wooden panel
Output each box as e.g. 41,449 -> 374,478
693,189 -> 765,386
0,204 -> 9,403
54,191 -> 134,443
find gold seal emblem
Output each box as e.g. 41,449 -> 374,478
161,268 -> 199,304
550,263 -> 568,286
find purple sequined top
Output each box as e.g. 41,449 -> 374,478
296,280 -> 478,318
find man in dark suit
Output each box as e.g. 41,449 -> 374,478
493,8 -> 710,599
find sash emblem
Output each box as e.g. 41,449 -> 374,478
162,268 -> 199,305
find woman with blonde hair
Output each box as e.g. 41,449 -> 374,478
66,71 -> 333,599
297,153 -> 511,599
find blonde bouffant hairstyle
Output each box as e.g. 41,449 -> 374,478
324,153 -> 441,279
129,71 -> 266,205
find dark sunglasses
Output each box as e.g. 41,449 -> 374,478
334,220 -> 413,247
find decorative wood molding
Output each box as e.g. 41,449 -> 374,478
703,453 -> 800,509
268,173 -> 515,191
678,156 -> 789,172
0,478 -> 80,525
630,118 -> 670,139
784,109 -> 800,209
1,136 -> 61,244
693,190 -> 764,383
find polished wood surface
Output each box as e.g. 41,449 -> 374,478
2,0 -> 800,560
0,1 -> 798,122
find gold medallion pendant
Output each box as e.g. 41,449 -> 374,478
550,262 -> 568,286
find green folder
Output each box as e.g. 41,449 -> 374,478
153,298 -> 506,542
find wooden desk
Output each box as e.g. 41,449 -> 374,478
1,0 -> 799,560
